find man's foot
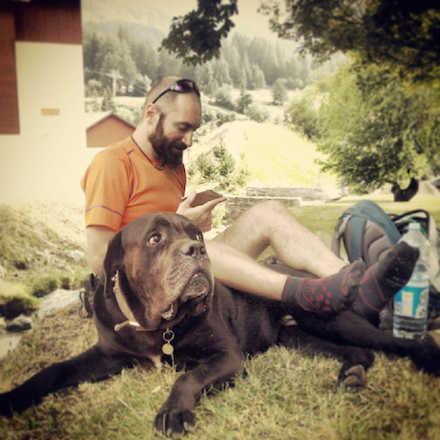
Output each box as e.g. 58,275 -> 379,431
282,260 -> 365,315
352,241 -> 419,323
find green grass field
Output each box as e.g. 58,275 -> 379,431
189,119 -> 338,191
1,193 -> 439,439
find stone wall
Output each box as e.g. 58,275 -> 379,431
246,187 -> 330,201
225,196 -> 301,222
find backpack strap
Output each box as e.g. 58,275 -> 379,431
332,200 -> 401,265
392,209 -> 431,235
347,215 -> 366,261
331,214 -> 350,258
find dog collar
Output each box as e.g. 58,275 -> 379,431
112,271 -> 151,332
111,271 -> 176,361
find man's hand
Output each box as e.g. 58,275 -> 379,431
177,191 -> 227,232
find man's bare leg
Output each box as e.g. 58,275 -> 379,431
205,240 -> 364,313
216,201 -> 345,277
205,241 -> 286,299
207,201 -> 418,318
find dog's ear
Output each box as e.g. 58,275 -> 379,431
102,231 -> 125,298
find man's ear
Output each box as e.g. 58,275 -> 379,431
144,103 -> 160,125
102,231 -> 125,298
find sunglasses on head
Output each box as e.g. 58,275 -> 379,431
152,79 -> 200,104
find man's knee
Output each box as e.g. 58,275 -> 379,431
246,200 -> 294,221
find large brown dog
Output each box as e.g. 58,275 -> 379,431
1,213 -> 440,436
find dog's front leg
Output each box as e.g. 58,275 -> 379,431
0,345 -> 131,417
154,350 -> 244,436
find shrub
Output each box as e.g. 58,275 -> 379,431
196,154 -> 218,182
215,112 -> 237,127
213,89 -> 235,111
284,95 -> 320,139
29,275 -> 60,298
0,281 -> 39,319
245,104 -> 269,123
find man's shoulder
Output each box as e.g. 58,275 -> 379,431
93,138 -> 135,164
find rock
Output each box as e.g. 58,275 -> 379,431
6,315 -> 33,332
36,250 -> 52,264
68,250 -> 85,263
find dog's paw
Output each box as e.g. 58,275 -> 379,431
338,365 -> 367,391
154,407 -> 195,437
410,344 -> 440,376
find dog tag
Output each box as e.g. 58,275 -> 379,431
162,343 -> 174,356
162,329 -> 175,357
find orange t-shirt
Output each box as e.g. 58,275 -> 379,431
81,137 -> 186,231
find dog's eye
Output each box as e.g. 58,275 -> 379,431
196,233 -> 203,242
148,233 -> 161,246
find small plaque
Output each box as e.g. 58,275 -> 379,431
41,108 -> 60,116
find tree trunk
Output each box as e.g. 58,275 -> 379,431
391,178 -> 419,202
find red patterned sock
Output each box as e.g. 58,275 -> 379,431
282,260 -> 365,315
352,241 -> 419,323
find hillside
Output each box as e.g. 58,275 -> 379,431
0,199 -> 89,318
189,119 -> 338,193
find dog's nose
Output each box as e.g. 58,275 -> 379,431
180,241 -> 206,259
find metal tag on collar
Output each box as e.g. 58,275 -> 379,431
162,329 -> 175,356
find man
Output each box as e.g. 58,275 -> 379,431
82,77 -> 417,321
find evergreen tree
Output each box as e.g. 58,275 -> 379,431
271,79 -> 288,105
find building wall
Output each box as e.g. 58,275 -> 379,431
87,116 -> 135,148
0,42 -> 99,202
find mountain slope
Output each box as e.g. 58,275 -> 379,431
190,120 -> 337,190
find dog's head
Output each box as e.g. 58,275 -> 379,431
102,213 -> 214,331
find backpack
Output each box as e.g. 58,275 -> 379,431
331,200 -> 431,268
331,200 -> 440,319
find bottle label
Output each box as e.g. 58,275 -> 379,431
394,285 -> 429,318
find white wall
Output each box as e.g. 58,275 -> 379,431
0,42 -> 100,203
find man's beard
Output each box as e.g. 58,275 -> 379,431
148,114 -> 186,169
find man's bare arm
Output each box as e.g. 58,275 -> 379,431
86,226 -> 116,277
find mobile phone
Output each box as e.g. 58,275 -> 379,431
191,190 -> 223,207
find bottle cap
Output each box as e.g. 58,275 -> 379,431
408,222 -> 420,230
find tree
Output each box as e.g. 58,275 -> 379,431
162,0 -> 439,83
213,87 -> 235,110
132,40 -> 159,81
101,87 -> 116,112
213,143 -> 236,179
236,89 -> 253,113
315,65 -> 440,200
160,0 -> 238,65
271,78 -> 288,105
260,0 -> 440,83
285,94 -> 319,139
195,154 -> 218,182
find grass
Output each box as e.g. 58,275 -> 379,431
1,303 -> 440,439
0,201 -> 90,318
295,193 -> 440,236
187,119 -> 338,193
1,193 -> 439,438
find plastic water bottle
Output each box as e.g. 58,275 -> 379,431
393,222 -> 430,339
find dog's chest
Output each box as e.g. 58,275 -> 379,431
148,354 -> 163,370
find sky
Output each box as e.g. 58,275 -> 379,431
149,0 -> 272,31
83,0 -> 276,40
